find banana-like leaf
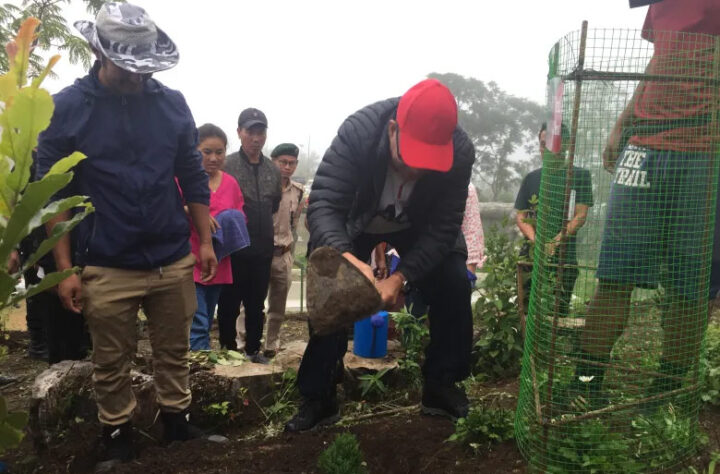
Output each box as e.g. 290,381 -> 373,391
0,271 -> 18,309
0,173 -> 72,266
22,206 -> 93,272
0,423 -> 24,455
2,87 -> 55,194
27,195 -> 90,234
46,152 -> 87,176
4,412 -> 28,430
31,55 -> 60,90
9,17 -> 39,89
9,268 -> 79,307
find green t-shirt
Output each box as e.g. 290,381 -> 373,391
514,166 -> 594,262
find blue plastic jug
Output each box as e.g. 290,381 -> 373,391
353,311 -> 389,358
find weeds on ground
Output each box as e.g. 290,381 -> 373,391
317,432 -> 368,474
190,349 -> 247,366
358,368 -> 390,398
259,369 -> 300,437
448,405 -> 515,452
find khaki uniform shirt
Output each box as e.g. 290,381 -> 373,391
274,180 -> 304,248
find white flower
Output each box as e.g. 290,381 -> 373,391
578,376 -> 595,383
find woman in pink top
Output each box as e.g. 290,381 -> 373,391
190,124 -> 245,351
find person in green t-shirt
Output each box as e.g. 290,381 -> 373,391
515,123 -> 594,319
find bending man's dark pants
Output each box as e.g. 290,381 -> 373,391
297,231 -> 473,401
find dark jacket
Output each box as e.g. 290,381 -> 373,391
37,63 -> 209,270
224,149 -> 282,258
307,97 -> 475,283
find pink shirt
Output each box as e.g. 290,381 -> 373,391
461,184 -> 485,268
191,172 -> 245,285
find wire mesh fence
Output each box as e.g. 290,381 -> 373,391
515,22 -> 720,473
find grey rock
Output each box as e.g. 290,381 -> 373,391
307,246 -> 383,335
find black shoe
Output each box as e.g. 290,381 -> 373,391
27,347 -> 48,361
95,422 -> 134,473
248,351 -> 271,365
284,398 -> 340,432
161,410 -> 229,444
0,374 -> 19,386
263,349 -> 277,359
421,384 -> 469,420
161,410 -> 205,442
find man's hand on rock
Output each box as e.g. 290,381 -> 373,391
376,272 -> 405,309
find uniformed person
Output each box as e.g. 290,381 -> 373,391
265,143 -> 305,356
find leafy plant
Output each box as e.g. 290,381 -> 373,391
358,368 -> 389,398
0,17 -> 92,455
390,311 -> 429,388
448,405 -> 515,452
701,321 -> 720,405
263,368 -> 299,423
317,432 -> 368,474
473,222 -> 524,378
544,420 -> 640,474
190,349 -> 246,367
631,405 -> 705,472
203,401 -> 230,417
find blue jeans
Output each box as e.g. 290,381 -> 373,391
191,283 -> 223,351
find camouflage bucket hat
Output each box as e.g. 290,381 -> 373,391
74,2 -> 178,74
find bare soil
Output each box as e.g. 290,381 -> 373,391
3,315 -> 720,473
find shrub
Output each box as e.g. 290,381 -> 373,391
473,222 -> 524,378
317,432 -> 368,474
448,405 -> 515,451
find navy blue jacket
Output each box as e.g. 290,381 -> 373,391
37,64 -> 209,269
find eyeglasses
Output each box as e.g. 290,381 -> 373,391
277,159 -> 298,168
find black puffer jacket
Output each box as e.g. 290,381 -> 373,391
307,98 -> 475,282
224,149 -> 282,258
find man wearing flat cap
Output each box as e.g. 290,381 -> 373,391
37,2 -> 217,469
285,79 -> 476,432
218,108 -> 282,363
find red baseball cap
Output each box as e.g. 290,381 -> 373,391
397,79 -> 458,172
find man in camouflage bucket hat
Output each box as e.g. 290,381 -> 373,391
37,2 -> 223,471
74,2 -> 179,74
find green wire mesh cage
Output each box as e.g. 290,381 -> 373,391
515,22 -> 720,473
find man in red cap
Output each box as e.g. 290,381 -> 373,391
285,79 -> 476,431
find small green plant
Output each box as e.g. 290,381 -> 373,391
701,321 -> 720,405
631,405 -> 705,472
473,222 -> 524,379
357,368 -> 389,398
448,405 -> 515,452
203,401 -> 230,417
543,420 -> 641,473
264,368 -> 299,423
391,311 -> 429,388
317,432 -> 368,474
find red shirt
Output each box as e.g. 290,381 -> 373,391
190,172 -> 245,285
630,0 -> 720,152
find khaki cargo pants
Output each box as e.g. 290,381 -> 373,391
82,253 -> 196,425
